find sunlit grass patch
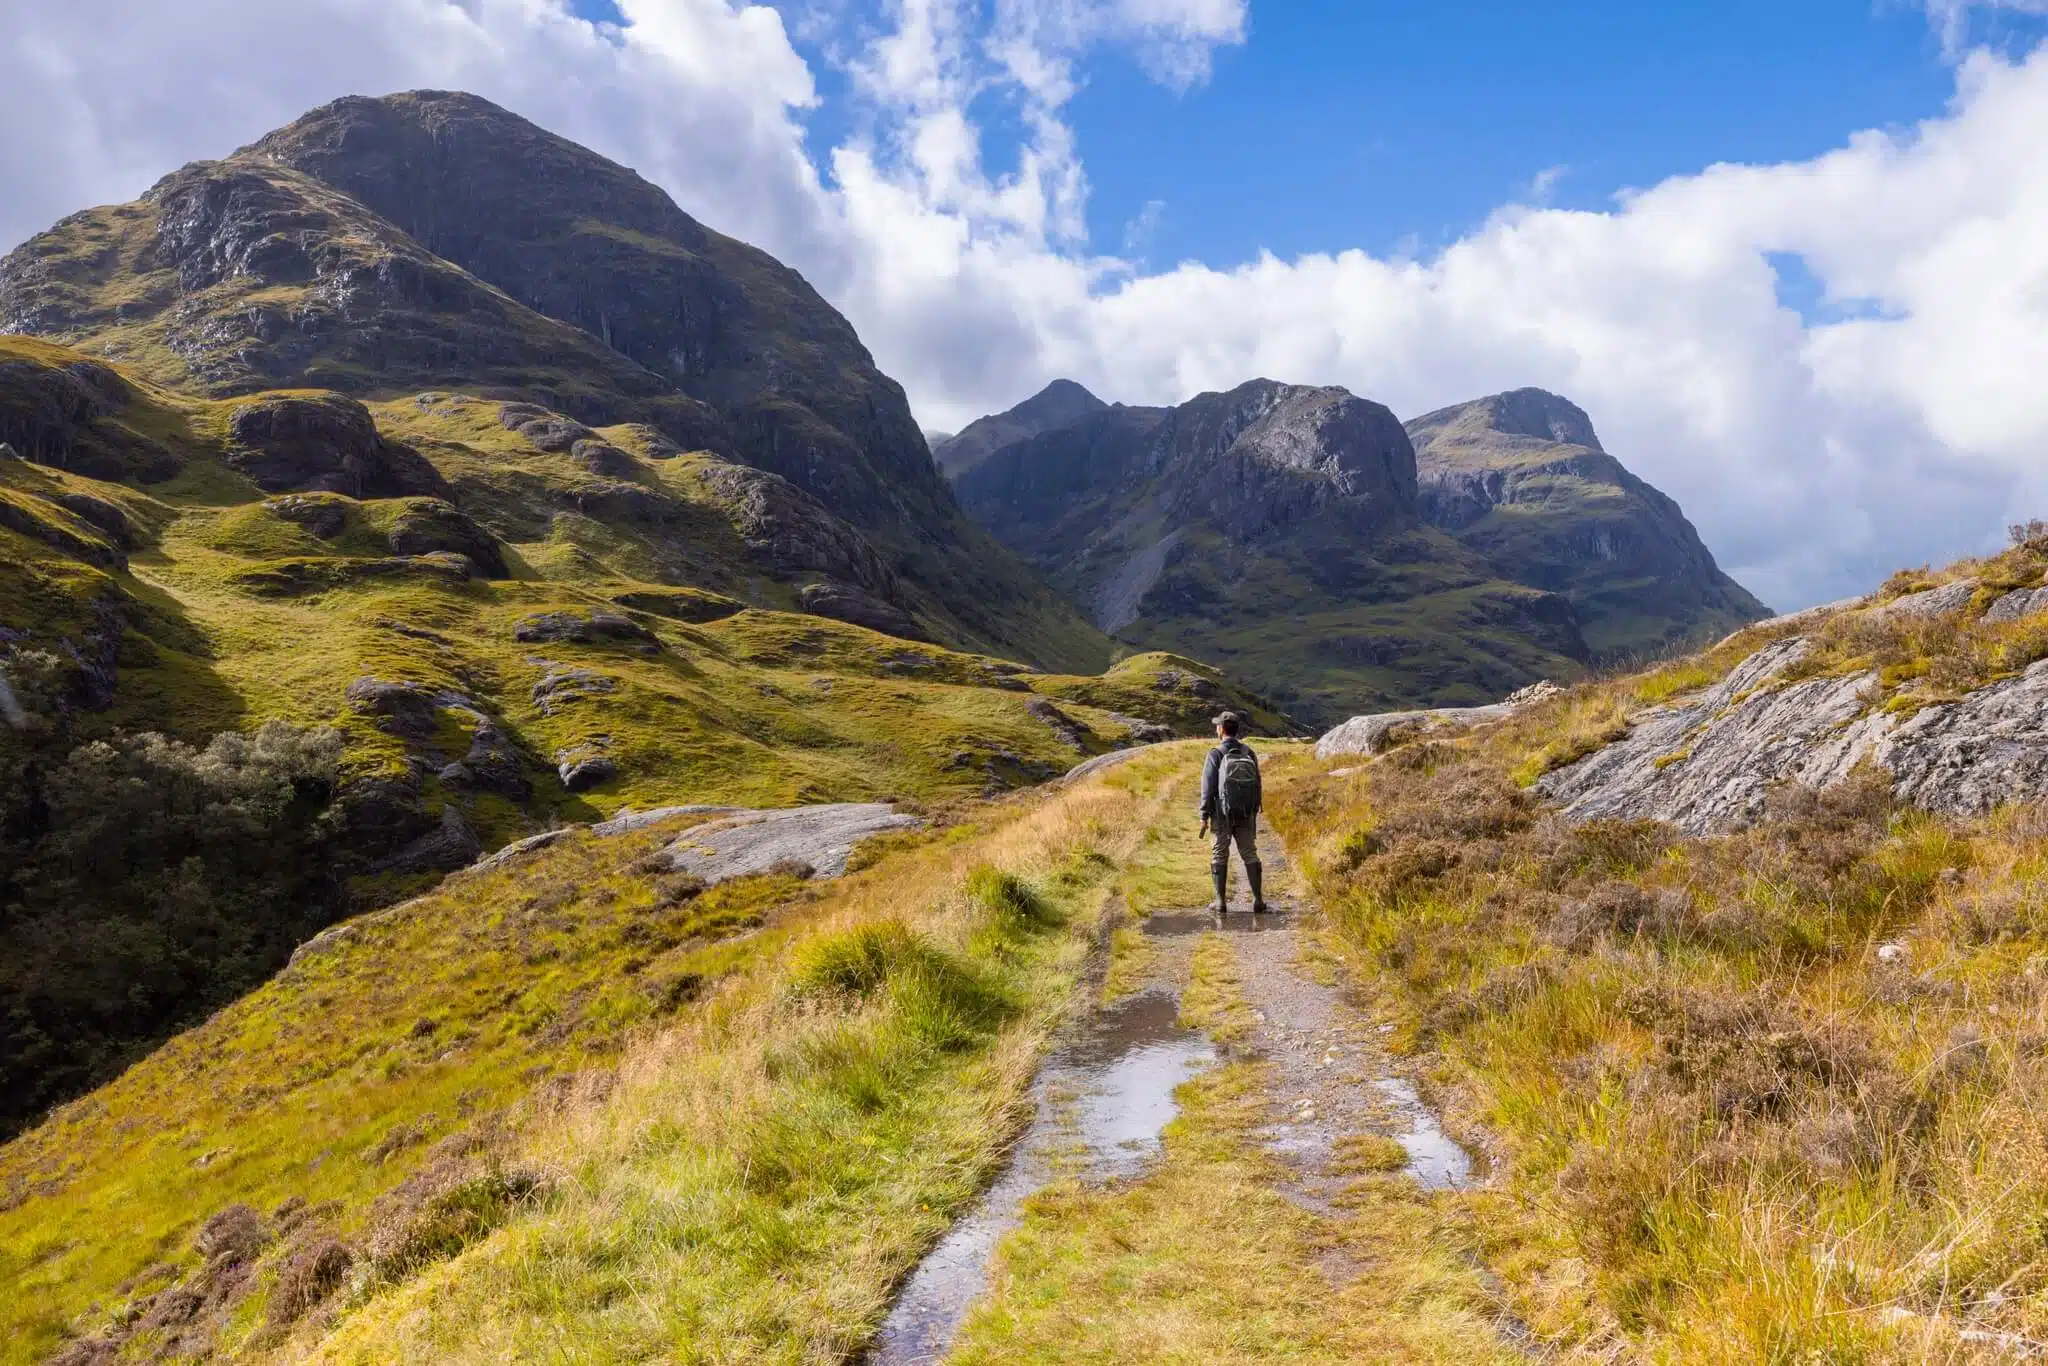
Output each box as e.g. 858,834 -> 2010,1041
195,750 -> 1189,1364
1178,934 -> 1256,1046
1100,924 -> 1157,1003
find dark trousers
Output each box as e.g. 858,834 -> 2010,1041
1210,814 -> 1260,878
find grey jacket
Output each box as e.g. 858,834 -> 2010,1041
1199,739 -> 1259,823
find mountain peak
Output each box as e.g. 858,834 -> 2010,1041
1409,387 -> 1604,454
933,378 -> 1108,478
1025,378 -> 1105,411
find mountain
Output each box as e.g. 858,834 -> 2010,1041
931,378 -> 1110,478
0,90 -> 1105,674
0,94 -> 1302,1142
953,378 -> 1593,724
1407,388 -> 1769,658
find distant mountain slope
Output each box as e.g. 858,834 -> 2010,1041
0,91 -> 1107,674
954,378 -> 1590,724
1408,388 -> 1769,658
932,378 -> 1109,478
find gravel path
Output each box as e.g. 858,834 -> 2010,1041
1152,845 -> 1472,1215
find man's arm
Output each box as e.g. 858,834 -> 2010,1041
1197,748 -> 1218,828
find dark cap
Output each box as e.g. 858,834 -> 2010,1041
1212,710 -> 1241,731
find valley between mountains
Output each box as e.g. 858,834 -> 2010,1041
10,87 -> 2048,1365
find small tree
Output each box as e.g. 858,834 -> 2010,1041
2009,519 -> 2048,550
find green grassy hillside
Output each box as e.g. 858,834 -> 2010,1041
0,334 -> 1278,1141
1265,535 -> 2048,1357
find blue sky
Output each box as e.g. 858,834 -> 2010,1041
726,0 -> 2048,273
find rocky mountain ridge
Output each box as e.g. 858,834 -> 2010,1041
948,377 -> 1766,721
951,377 -> 1630,723
0,90 -> 1105,673
1540,577 -> 2048,831
931,377 -> 1108,479
1315,546 -> 2048,835
1407,388 -> 1769,659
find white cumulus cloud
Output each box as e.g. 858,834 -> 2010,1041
1,0 -> 2045,611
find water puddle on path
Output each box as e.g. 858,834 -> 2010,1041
1373,1076 -> 1473,1190
868,986 -> 1215,1365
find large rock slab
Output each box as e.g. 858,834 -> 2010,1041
1877,661 -> 2048,816
1985,584 -> 2048,623
1869,579 -> 1978,621
1541,637 -> 2048,832
658,804 -> 920,882
1316,681 -> 1561,760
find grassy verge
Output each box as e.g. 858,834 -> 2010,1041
5,744 -> 1212,1364
948,923 -> 1513,1364
1267,701 -> 2048,1357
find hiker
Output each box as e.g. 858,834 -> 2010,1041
1199,710 -> 1267,914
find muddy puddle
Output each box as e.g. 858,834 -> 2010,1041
1373,1076 -> 1472,1189
1145,907 -> 1290,938
868,986 -> 1214,1365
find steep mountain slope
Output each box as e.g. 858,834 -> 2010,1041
0,91 -> 1105,673
1408,388 -> 1769,658
931,378 -> 1110,478
0,333 -> 1281,1139
954,378 -> 1590,724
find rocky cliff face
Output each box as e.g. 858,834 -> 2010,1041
954,378 -> 1590,723
0,91 -> 1106,674
1408,388 -> 1769,658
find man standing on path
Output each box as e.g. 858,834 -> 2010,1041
1199,711 -> 1267,915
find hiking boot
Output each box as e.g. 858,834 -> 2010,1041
1248,862 -> 1269,914
1210,867 -> 1230,915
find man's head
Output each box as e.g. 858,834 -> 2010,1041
1213,710 -> 1241,739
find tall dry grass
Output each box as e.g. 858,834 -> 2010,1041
1269,728 -> 2048,1359
277,745 -> 1203,1363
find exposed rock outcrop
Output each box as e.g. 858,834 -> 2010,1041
798,580 -> 927,641
0,351 -> 179,482
383,500 -> 506,576
1539,635 -> 2048,832
226,395 -> 451,500
513,612 -> 660,651
656,804 -> 921,882
551,736 -> 616,793
1986,584 -> 2048,623
609,587 -> 745,624
694,460 -> 904,600
1316,680 -> 1562,759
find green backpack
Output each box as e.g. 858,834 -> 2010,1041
1218,744 -> 1262,823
